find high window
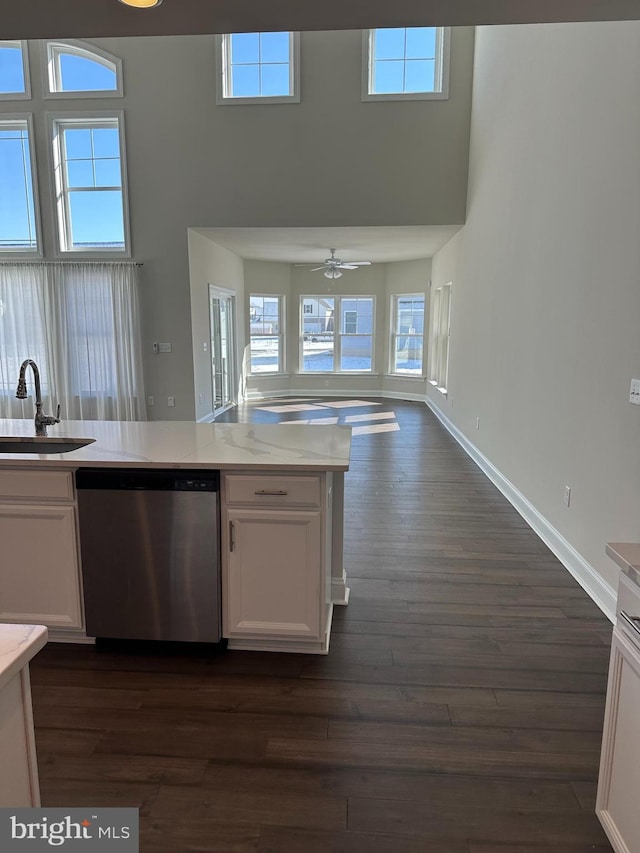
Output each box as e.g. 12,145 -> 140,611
301,296 -> 374,373
50,114 -> 129,254
217,32 -> 300,104
249,294 -> 284,374
390,294 -> 425,375
428,283 -> 452,393
0,117 -> 39,253
46,42 -> 122,96
0,41 -> 30,99
363,27 -> 450,101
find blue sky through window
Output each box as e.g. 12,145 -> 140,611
372,27 -> 438,95
0,44 -> 25,94
59,54 -> 117,92
228,32 -> 291,97
0,127 -> 37,248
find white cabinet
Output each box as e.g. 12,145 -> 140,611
222,473 -> 332,653
597,573 -> 640,853
0,470 -> 83,631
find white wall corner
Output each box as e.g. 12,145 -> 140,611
425,398 -> 617,623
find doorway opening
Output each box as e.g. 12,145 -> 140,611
209,285 -> 236,417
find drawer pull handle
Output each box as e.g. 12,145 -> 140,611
254,489 -> 288,496
620,610 -> 640,640
229,520 -> 235,552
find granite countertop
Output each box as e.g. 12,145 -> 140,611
0,624 -> 47,692
606,542 -> 640,590
0,418 -> 352,471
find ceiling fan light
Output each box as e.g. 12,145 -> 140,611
118,0 -> 163,8
324,269 -> 342,280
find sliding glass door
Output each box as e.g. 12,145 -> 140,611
209,286 -> 236,416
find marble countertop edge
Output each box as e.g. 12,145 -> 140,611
0,624 -> 48,692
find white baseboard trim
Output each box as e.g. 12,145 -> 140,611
197,411 -> 215,423
244,387 -> 426,403
425,398 -> 617,623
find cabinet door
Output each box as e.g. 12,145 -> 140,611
225,509 -> 321,639
597,626 -> 640,853
0,505 -> 82,629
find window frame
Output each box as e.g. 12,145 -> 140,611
299,295 -> 376,375
389,292 -> 426,377
428,282 -> 452,395
248,292 -> 286,376
216,32 -> 300,105
361,27 -> 451,102
0,40 -> 31,101
43,40 -> 123,99
48,110 -> 131,258
0,113 -> 42,257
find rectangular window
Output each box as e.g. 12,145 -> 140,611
0,41 -> 30,99
428,283 -> 451,393
363,27 -> 450,101
0,117 -> 39,252
217,32 -> 300,104
50,113 -> 129,254
301,296 -> 374,373
391,294 -> 425,375
249,294 -> 284,374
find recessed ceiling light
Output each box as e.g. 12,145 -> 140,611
118,0 -> 163,8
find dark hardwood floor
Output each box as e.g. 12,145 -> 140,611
30,398 -> 614,852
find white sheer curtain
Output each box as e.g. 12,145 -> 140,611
0,262 -> 146,421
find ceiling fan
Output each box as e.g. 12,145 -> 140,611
295,248 -> 372,279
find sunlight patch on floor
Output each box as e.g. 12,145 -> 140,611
257,403 -> 330,413
344,411 -> 397,423
279,417 -> 340,425
351,422 -> 401,435
322,400 -> 383,409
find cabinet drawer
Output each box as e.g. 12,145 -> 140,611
0,469 -> 74,502
224,474 -> 321,507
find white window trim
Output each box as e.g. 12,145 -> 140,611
428,282 -> 452,396
0,113 -> 42,257
215,32 -> 300,105
43,40 -> 123,99
249,292 -> 286,376
47,110 -> 132,258
389,292 -> 426,378
0,40 -> 31,101
361,27 -> 451,102
299,295 -> 375,375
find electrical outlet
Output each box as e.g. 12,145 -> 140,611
152,342 -> 159,354
629,378 -> 640,405
203,342 -> 208,352
167,396 -> 175,407
147,396 -> 154,406
564,485 -> 571,507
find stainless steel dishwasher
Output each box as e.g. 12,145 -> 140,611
76,468 -> 221,643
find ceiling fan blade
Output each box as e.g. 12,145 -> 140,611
294,263 -> 319,267
348,261 -> 372,266
337,264 -> 360,270
308,266 -> 326,272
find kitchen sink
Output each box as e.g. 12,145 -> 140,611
0,437 -> 96,454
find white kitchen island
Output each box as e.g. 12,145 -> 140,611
0,623 -> 47,806
0,419 -> 351,654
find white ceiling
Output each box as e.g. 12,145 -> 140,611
193,225 -> 462,264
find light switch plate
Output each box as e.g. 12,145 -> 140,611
629,378 -> 640,405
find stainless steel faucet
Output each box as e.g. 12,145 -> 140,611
16,359 -> 60,436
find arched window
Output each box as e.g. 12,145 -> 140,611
0,41 -> 30,99
46,41 -> 123,97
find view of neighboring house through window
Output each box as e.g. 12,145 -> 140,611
46,41 -> 122,95
428,283 -> 452,393
364,27 -> 449,100
249,294 -> 283,373
51,115 -> 128,253
301,296 -> 374,372
391,294 -> 425,375
0,41 -> 30,98
0,118 -> 39,252
218,32 -> 299,103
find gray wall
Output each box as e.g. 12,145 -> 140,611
1,29 -> 474,420
428,21 -> 640,599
